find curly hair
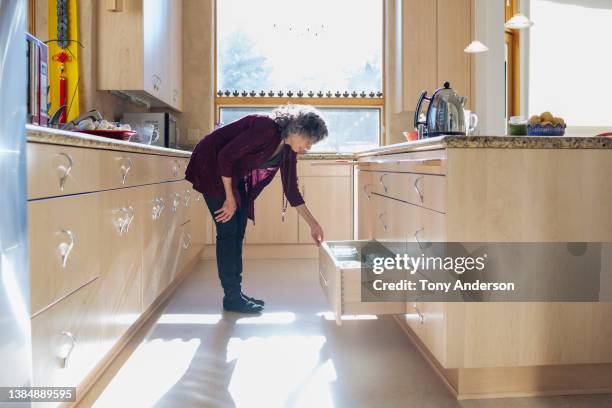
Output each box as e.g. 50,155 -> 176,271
270,104 -> 329,143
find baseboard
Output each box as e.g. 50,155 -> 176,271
392,315 -> 612,400
72,249 -> 202,407
200,244 -> 318,259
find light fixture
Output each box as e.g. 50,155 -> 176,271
464,40 -> 489,53
504,13 -> 534,29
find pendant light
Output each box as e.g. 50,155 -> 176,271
464,40 -> 489,53
504,13 -> 534,29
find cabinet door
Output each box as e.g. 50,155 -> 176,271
143,0 -> 170,100
164,182 -> 186,285
298,176 -> 352,243
31,279 -> 103,390
169,0 -> 183,110
141,184 -> 170,311
97,187 -> 143,350
357,170 -> 374,240
246,177 -> 299,243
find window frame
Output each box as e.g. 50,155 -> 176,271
504,0 -> 521,118
213,0 -> 386,150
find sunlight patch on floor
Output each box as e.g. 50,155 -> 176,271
157,313 -> 223,325
92,338 -> 200,407
226,335 -> 336,408
317,311 -> 378,321
236,312 -> 296,325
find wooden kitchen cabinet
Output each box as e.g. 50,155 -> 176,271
26,127 -> 203,406
298,176 -> 352,243
327,145 -> 612,398
97,0 -> 183,111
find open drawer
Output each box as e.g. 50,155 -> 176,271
319,240 -> 408,325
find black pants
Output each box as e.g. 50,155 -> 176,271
203,182 -> 248,299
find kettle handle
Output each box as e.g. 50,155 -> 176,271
414,90 -> 430,128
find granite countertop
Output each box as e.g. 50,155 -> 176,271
356,135 -> 612,157
26,125 -> 355,160
26,124 -> 192,157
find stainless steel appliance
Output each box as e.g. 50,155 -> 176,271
414,81 -> 467,137
121,112 -> 179,148
1,0 -> 34,398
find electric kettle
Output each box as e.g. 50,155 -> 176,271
414,81 -> 467,137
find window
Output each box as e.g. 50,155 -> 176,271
215,0 -> 383,153
505,0 -> 520,119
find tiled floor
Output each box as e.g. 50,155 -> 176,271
83,258 -> 612,408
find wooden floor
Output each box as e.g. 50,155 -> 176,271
78,258 -> 612,408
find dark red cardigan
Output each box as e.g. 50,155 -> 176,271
185,114 -> 305,222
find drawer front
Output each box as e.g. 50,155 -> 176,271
403,301 -> 447,366
27,142 -> 190,199
28,193 -> 102,316
357,170 -> 374,240
28,143 -> 103,199
371,195 -> 447,244
31,279 -> 103,390
369,172 -> 446,213
357,150 -> 446,175
319,241 -> 406,325
298,161 -> 352,176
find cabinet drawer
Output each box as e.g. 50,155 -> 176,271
319,241 -> 406,325
27,143 -> 189,199
369,172 -> 446,213
402,301 -> 448,365
357,150 -> 446,175
28,194 -> 102,316
298,160 -> 352,176
31,279 -> 103,391
371,195 -> 447,244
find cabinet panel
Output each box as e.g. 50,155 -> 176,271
246,176 -> 298,243
298,176 -> 352,243
31,280 -> 103,391
403,301 -> 448,365
97,187 -> 143,350
28,193 -> 102,316
357,170 -> 374,240
437,0 -> 472,108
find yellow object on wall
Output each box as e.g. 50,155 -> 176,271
48,0 -> 80,122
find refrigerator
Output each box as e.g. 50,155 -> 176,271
0,0 -> 33,405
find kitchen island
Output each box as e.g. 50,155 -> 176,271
320,134 -> 612,399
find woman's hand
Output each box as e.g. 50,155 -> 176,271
310,222 -> 324,246
214,196 -> 237,223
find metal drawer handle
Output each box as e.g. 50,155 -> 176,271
152,199 -> 161,220
319,269 -> 329,287
59,331 -> 77,368
172,193 -> 180,213
119,157 -> 133,185
58,229 -> 75,268
414,176 -> 424,204
182,233 -> 192,250
184,190 -> 191,207
57,152 -> 73,191
378,211 -> 388,232
124,206 -> 135,233
172,160 -> 180,177
412,303 -> 425,324
363,183 -> 372,200
379,173 -> 389,194
414,227 -> 424,249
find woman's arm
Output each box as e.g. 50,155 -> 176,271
295,204 -> 324,246
214,176 -> 237,223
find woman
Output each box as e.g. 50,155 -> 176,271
185,105 -> 328,314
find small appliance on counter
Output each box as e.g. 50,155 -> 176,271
414,81 -> 468,138
26,33 -> 49,126
122,112 -> 178,148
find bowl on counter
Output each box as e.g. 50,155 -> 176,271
527,123 -> 566,136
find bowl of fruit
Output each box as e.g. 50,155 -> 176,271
527,112 -> 566,136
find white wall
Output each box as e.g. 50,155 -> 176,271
474,0 -> 506,136
528,0 -> 612,134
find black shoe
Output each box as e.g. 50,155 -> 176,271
223,296 -> 263,314
241,292 -> 265,306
